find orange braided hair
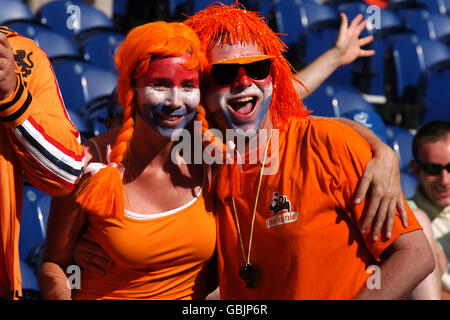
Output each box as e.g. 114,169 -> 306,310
76,21 -> 208,217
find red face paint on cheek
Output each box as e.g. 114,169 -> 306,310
139,55 -> 200,89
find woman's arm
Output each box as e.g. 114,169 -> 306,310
37,191 -> 87,300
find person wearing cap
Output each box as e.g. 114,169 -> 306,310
408,121 -> 450,299
182,2 -> 434,299
0,27 -> 85,300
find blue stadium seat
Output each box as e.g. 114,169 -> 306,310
303,27 -> 357,87
341,109 -> 389,144
67,109 -> 90,139
36,0 -> 116,40
274,0 -> 339,47
81,31 -> 124,73
303,83 -> 375,117
387,0 -> 425,10
7,21 -> 80,60
388,33 -> 450,101
416,0 -> 450,15
418,67 -> 450,124
113,0 -> 129,16
386,125 -> 414,172
404,10 -> 450,43
168,0 -> 192,18
0,0 -> 34,25
85,105 -> 109,137
400,171 -> 419,199
19,185 -> 49,261
20,260 -> 41,300
51,59 -> 118,115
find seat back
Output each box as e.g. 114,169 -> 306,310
7,21 -> 80,60
52,59 -> 118,114
0,0 -> 33,24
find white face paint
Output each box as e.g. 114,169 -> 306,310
205,43 -> 273,133
136,54 -> 200,139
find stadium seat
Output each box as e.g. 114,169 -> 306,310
67,109 -> 90,139
387,0 -> 426,10
7,21 -> 80,60
303,83 -> 375,117
20,260 -> 41,300
416,0 -> 450,15
400,171 -> 419,199
0,0 -> 34,25
19,185 -> 49,260
418,67 -> 450,124
81,31 -> 124,73
341,109 -> 389,144
167,0 -> 192,19
404,10 -> 450,43
274,0 -> 339,47
51,59 -> 118,115
36,0 -> 116,41
387,33 -> 450,101
386,125 -> 415,172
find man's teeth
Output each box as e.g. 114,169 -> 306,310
232,97 -> 253,103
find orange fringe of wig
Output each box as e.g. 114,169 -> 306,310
184,1 -> 311,131
185,2 -> 311,201
76,21 -> 208,217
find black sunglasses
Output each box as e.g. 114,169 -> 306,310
416,160 -> 450,176
210,59 -> 273,86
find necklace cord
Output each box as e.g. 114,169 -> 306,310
232,129 -> 273,265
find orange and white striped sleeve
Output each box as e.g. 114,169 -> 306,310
0,27 -> 85,196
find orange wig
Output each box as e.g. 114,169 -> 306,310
76,21 -> 208,217
185,2 -> 310,200
184,1 -> 310,130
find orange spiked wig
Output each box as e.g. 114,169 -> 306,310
184,2 -> 311,129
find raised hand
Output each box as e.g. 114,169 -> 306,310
0,33 -> 17,100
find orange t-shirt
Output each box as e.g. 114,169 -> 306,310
72,181 -> 216,300
215,117 -> 421,299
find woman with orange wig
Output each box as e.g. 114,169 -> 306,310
37,21 -> 217,300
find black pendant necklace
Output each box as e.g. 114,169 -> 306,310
231,130 -> 273,290
239,263 -> 256,289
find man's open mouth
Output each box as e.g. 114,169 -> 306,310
228,96 -> 257,119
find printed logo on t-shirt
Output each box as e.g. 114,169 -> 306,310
266,192 -> 298,228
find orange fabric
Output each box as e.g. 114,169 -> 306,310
0,27 -> 85,299
215,117 -> 422,299
72,188 -> 216,300
363,0 -> 389,9
0,220 -> 9,299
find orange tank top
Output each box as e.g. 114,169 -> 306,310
72,174 -> 216,300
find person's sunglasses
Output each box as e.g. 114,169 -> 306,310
416,160 -> 450,176
210,59 -> 273,86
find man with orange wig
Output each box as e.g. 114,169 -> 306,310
184,2 -> 434,299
